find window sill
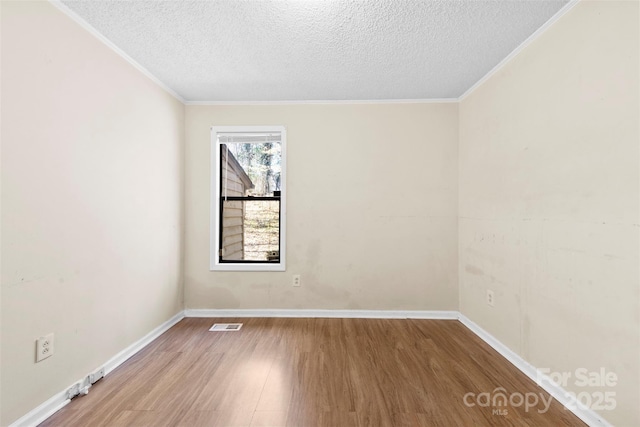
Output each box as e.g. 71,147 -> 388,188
210,262 -> 286,272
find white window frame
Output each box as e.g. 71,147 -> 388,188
210,125 -> 287,272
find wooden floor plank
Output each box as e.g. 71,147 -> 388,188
39,318 -> 585,427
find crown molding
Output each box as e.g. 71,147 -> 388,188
48,0 -> 185,104
185,98 -> 458,106
458,0 -> 580,101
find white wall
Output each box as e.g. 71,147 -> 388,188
185,104 -> 458,311
1,2 -> 184,424
459,1 -> 639,425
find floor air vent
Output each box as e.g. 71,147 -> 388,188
209,323 -> 243,332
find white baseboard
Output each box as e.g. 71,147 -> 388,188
103,311 -> 185,375
8,391 -> 71,427
457,314 -> 611,427
9,311 -> 185,427
184,308 -> 459,319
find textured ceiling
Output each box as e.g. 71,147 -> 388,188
61,0 -> 568,102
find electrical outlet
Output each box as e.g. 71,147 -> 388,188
486,290 -> 495,307
292,274 -> 301,287
36,333 -> 54,362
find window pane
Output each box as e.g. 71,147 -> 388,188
222,141 -> 281,197
221,200 -> 280,261
220,199 -> 245,260
242,200 -> 280,261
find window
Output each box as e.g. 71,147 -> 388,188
210,126 -> 286,271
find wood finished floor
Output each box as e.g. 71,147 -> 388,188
40,318 -> 585,427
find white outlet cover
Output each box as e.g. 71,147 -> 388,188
486,290 -> 495,307
36,333 -> 54,362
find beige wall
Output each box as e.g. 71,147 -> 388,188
459,1 -> 639,425
185,104 -> 458,311
1,2 -> 184,425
